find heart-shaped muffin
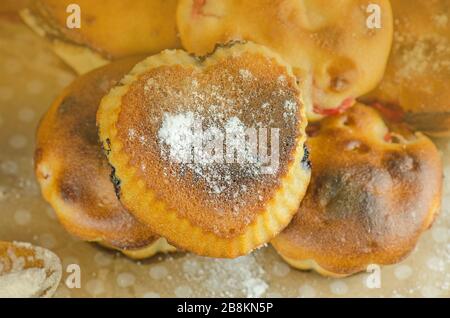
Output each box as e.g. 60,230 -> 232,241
272,103 -> 442,277
97,42 -> 311,257
176,0 -> 393,120
35,57 -> 175,259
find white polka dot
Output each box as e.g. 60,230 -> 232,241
432,227 -> 448,243
272,261 -> 290,277
0,86 -> 13,101
394,265 -> 413,280
1,160 -> 18,175
86,279 -> 105,296
94,252 -> 112,267
298,284 -> 316,298
182,259 -> 199,275
39,233 -> 56,249
142,292 -> 161,298
14,208 -> 31,225
9,134 -> 28,149
18,108 -> 35,123
175,285 -> 193,298
330,281 -> 348,295
426,257 -> 445,272
149,265 -> 168,280
3,58 -> 22,74
26,80 -> 44,95
55,286 -> 72,298
116,272 -> 136,288
421,285 -> 441,298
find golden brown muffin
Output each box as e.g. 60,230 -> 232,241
177,0 -> 393,120
272,103 -> 442,277
21,0 -> 180,74
97,42 -> 311,258
361,0 -> 450,137
35,56 -> 175,259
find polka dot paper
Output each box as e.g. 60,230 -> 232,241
0,17 -> 449,298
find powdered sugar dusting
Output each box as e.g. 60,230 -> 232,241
158,111 -> 275,196
181,254 -> 268,297
0,268 -> 47,297
158,112 -> 198,164
0,242 -> 62,298
393,14 -> 450,82
239,69 -> 254,80
283,99 -> 297,123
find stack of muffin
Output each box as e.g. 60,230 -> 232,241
25,0 -> 446,277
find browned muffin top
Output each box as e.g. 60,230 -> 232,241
111,46 -> 307,238
273,103 -> 442,275
35,57 -> 158,250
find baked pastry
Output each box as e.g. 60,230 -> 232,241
21,0 -> 180,74
35,56 -> 175,259
97,42 -> 311,258
176,0 -> 393,120
361,0 -> 450,137
0,241 -> 61,298
272,103 -> 442,277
